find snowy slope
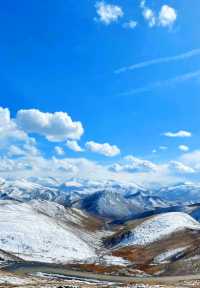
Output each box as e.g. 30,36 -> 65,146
0,200 -> 96,263
116,212 -> 200,247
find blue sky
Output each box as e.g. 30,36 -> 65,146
0,0 -> 200,185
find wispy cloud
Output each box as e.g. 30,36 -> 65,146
119,69 -> 200,96
115,49 -> 200,74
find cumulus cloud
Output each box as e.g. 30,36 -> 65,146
7,142 -> 40,158
163,130 -> 192,138
179,145 -> 189,152
16,109 -> 84,142
0,107 -> 27,146
95,1 -> 123,25
140,1 -> 177,29
85,141 -> 120,157
159,5 -> 177,27
110,155 -> 158,173
66,140 -> 84,152
54,146 -> 65,156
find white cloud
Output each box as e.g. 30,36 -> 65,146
23,142 -> 39,156
179,145 -> 189,152
51,157 -> 78,174
7,142 -> 40,158
66,140 -> 83,152
110,155 -> 158,173
54,146 -> 65,156
140,1 -> 177,29
0,151 -> 187,188
163,130 -> 192,138
123,20 -> 137,29
168,161 -> 195,174
143,7 -> 156,27
0,105 -> 197,187
0,154 -> 116,183
140,0 -> 156,27
0,157 -> 30,173
95,1 -> 123,25
0,107 -> 27,146
86,141 -> 120,157
16,109 -> 84,142
159,5 -> 177,27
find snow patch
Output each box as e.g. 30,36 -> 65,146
99,255 -> 130,266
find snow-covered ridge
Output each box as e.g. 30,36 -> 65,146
117,212 -> 200,247
0,177 -> 170,220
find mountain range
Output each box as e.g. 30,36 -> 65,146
1,177 -> 200,277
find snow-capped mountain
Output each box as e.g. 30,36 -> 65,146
125,190 -> 169,210
0,177 -> 171,220
2,177 -> 200,222
0,177 -> 146,204
76,190 -> 143,219
76,189 -> 171,220
156,182 -> 200,204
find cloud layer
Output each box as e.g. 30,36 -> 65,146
0,106 -> 198,187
